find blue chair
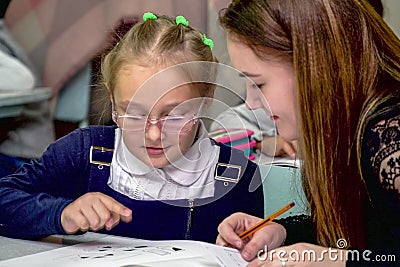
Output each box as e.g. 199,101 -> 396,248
260,164 -> 310,218
55,63 -> 91,128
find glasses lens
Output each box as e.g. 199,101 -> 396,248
161,116 -> 195,133
121,116 -> 146,131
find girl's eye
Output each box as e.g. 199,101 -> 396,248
124,116 -> 145,123
125,109 -> 147,117
167,109 -> 189,117
163,115 -> 185,120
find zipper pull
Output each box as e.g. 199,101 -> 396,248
188,199 -> 194,228
185,199 -> 195,239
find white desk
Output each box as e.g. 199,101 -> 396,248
0,233 -> 108,261
0,235 -> 63,261
0,88 -> 52,118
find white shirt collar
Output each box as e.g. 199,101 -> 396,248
108,122 -> 220,200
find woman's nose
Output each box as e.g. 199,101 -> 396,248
245,89 -> 265,110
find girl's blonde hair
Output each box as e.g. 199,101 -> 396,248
101,14 -> 218,98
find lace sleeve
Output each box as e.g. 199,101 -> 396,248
367,114 -> 400,199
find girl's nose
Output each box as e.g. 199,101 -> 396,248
145,122 -> 162,142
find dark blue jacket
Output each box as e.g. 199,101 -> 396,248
0,126 -> 264,243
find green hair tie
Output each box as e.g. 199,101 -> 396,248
202,34 -> 214,49
143,12 -> 157,21
175,15 -> 189,27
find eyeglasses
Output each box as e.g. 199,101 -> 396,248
113,100 -> 204,133
113,113 -> 199,133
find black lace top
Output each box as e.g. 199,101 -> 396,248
362,107 -> 400,249
276,99 -> 400,266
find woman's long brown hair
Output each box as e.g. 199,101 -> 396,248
220,0 -> 400,248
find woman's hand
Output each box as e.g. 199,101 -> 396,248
216,212 -> 286,261
248,243 -> 346,267
258,136 -> 298,158
61,192 -> 132,234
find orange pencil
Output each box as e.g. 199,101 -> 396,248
227,202 -> 295,247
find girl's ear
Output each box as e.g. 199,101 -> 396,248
110,94 -> 115,111
110,94 -> 118,124
112,111 -> 119,125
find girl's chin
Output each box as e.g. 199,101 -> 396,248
136,147 -> 187,168
149,162 -> 169,169
141,153 -> 169,167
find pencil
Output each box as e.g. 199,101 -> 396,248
238,202 -> 295,240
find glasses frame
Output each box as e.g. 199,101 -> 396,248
112,99 -> 205,133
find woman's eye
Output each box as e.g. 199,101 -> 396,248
250,83 -> 264,89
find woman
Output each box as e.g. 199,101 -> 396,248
216,0 -> 400,266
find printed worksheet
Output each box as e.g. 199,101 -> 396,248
0,235 -> 248,267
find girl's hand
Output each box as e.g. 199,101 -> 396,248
216,212 -> 286,261
61,192 -> 132,233
248,243 -> 346,267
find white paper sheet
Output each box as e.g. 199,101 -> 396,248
0,235 -> 248,267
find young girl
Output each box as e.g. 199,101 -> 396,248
0,13 -> 264,243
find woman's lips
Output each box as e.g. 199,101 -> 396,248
270,115 -> 279,121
